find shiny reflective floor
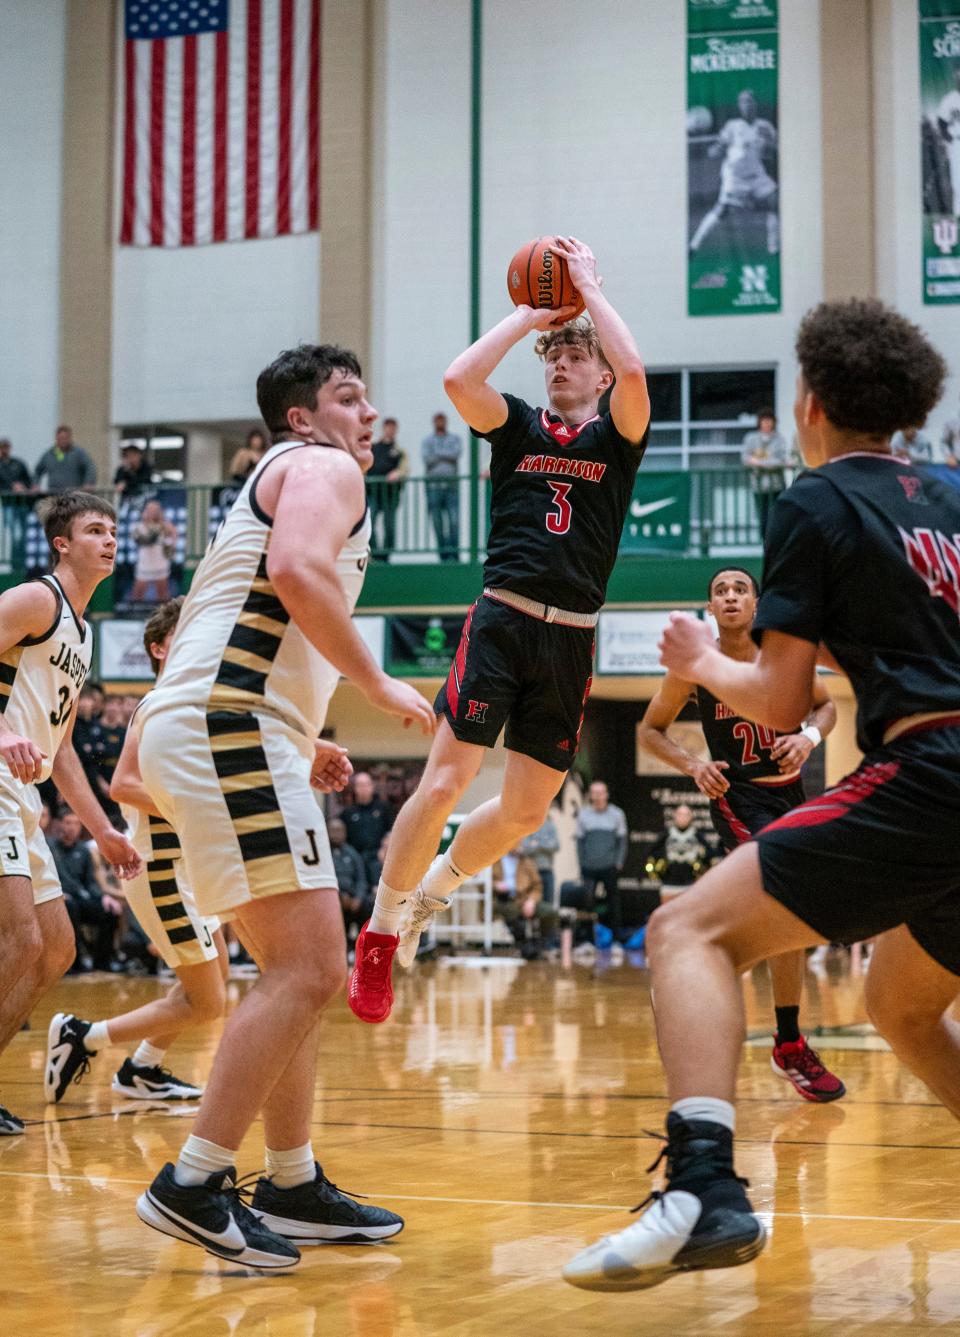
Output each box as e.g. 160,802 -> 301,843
3,951 -> 960,1336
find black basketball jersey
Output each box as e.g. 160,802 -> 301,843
696,683 -> 798,783
753,454 -> 960,752
478,393 -> 648,614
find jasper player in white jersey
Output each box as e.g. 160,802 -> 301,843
0,493 -> 140,1135
689,89 -> 780,258
134,343 -> 436,1270
938,65 -> 960,215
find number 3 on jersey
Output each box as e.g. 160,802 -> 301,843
546,481 -> 572,535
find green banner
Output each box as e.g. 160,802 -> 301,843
687,3 -> 780,316
919,3 -> 960,304
619,472 -> 691,553
387,615 -> 465,677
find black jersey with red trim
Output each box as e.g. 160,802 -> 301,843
752,455 -> 960,752
477,393 -> 648,614
696,683 -> 798,783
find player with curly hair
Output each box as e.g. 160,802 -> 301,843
349,238 -> 651,1022
565,298 -> 960,1293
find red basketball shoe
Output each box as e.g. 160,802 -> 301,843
347,922 -> 399,1023
771,1035 -> 846,1103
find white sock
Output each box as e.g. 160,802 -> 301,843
265,1142 -> 316,1189
420,851 -> 469,901
173,1134 -> 236,1187
84,1021 -> 111,1052
670,1097 -> 735,1134
368,879 -> 412,936
133,1040 -> 167,1069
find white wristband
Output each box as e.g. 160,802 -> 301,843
801,725 -> 822,748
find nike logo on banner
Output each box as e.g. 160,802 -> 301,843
631,498 -> 676,519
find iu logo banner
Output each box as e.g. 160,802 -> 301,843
120,0 -> 321,247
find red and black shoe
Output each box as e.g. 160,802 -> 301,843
771,1035 -> 846,1103
347,922 -> 399,1024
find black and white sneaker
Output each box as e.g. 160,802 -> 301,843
137,1162 -> 301,1269
44,1013 -> 95,1104
0,1106 -> 24,1135
112,1058 -> 203,1101
250,1163 -> 405,1244
563,1114 -> 766,1292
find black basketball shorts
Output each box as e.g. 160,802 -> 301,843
755,724 -> 960,975
710,778 -> 806,855
434,596 -> 595,772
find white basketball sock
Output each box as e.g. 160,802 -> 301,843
420,851 -> 469,901
84,1021 -> 111,1052
670,1097 -> 735,1134
133,1040 -> 167,1069
368,880 -> 411,936
173,1134 -> 236,1187
265,1142 -> 316,1189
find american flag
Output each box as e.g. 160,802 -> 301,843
120,0 -> 320,247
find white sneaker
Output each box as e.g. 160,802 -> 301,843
396,888 -> 451,968
562,1189 -> 765,1292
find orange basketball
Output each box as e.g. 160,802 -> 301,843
506,237 -> 585,323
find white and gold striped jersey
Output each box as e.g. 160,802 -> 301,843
0,574 -> 92,784
141,442 -> 370,739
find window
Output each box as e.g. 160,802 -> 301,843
644,367 -> 776,470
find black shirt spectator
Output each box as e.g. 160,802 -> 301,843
367,419 -> 407,560
330,820 -> 368,899
0,439 -> 31,491
113,444 -> 153,500
33,425 -> 97,491
48,812 -> 121,970
340,771 -> 394,881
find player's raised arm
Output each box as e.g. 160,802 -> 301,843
551,237 -> 650,445
443,304 -> 575,435
267,450 -> 436,734
638,672 -> 730,799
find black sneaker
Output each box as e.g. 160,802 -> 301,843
112,1058 -> 203,1101
0,1106 -> 24,1135
250,1163 -> 405,1244
44,1013 -> 95,1104
563,1113 -> 765,1291
136,1162 -> 301,1269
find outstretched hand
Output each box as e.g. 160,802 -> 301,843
311,738 -> 353,793
551,236 -> 601,295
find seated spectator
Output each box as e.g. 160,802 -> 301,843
330,818 -> 370,941
47,810 -> 123,971
492,846 -> 558,956
576,781 -> 628,939
367,418 -> 408,561
33,425 -> 97,491
340,771 -> 395,884
645,802 -> 709,900
890,425 -> 934,464
113,443 -> 153,500
131,498 -> 177,601
0,437 -> 31,492
741,408 -> 793,539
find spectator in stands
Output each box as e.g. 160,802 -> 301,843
89,695 -> 127,822
367,418 -> 407,560
131,498 -> 177,601
247,428 -> 268,462
890,425 -> 935,464
941,405 -> 960,468
741,408 -> 793,539
33,425 -> 97,491
330,818 -> 370,942
576,780 -> 629,937
113,443 -> 153,500
422,411 -> 462,562
340,770 -> 395,883
47,810 -> 123,972
219,446 -> 258,512
519,811 -> 561,907
0,438 -> 31,492
646,802 -> 709,900
73,682 -> 105,794
493,845 -> 558,955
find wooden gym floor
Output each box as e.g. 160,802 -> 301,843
2,952 -> 959,1337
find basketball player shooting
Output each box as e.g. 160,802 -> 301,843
0,493 -> 141,1136
638,566 -> 844,1103
565,299 -> 960,1294
349,236 -> 651,1023
689,89 -> 779,258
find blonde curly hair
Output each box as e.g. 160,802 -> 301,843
533,317 -> 611,372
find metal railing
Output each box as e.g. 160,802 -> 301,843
0,467 -> 774,576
